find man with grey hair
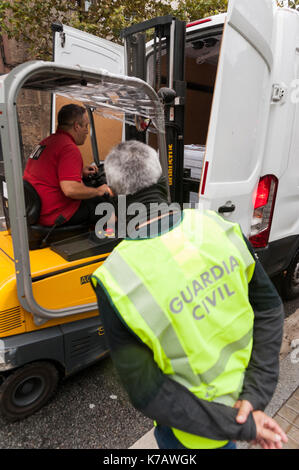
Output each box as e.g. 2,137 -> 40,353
105,140 -> 163,196
103,140 -> 172,237
92,140 -> 287,449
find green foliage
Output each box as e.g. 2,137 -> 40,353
0,0 -> 77,59
277,0 -> 299,8
173,0 -> 228,22
0,0 -> 227,61
289,0 -> 299,7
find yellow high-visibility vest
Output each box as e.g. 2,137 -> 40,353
92,209 -> 255,449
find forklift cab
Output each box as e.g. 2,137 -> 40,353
0,60 -> 167,421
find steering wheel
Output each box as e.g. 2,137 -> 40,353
83,163 -> 107,188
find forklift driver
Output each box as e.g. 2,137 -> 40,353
23,104 -> 112,227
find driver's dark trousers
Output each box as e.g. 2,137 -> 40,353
62,197 -> 105,226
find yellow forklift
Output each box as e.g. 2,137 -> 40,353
0,59 -> 168,421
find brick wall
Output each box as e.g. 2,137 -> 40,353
0,34 -> 51,159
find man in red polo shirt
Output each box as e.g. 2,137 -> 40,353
24,104 -> 111,227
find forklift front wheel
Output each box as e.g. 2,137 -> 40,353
0,361 -> 59,422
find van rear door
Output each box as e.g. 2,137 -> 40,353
52,23 -> 124,73
51,23 -> 124,162
198,0 -> 275,236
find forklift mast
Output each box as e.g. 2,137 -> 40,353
121,16 -> 186,205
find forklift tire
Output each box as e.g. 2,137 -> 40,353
0,361 -> 59,422
281,252 -> 299,300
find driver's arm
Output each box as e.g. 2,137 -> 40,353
58,144 -> 110,199
60,180 -> 111,199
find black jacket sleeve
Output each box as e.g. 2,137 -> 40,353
238,238 -> 285,410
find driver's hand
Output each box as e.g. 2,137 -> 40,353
96,184 -> 113,197
83,164 -> 98,178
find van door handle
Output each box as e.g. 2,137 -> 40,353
218,202 -> 235,214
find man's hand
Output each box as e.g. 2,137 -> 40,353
83,164 -> 98,178
234,399 -> 253,424
96,184 -> 113,197
234,400 -> 288,449
252,410 -> 288,449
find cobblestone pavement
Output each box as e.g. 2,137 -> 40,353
274,388 -> 299,449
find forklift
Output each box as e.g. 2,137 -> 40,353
0,16 -> 191,422
0,59 -> 171,421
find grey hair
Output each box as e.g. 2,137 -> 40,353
104,140 -> 162,195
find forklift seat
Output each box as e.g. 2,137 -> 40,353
23,179 -> 89,249
24,179 -> 41,226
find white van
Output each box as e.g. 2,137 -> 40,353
52,0 -> 299,299
184,1 -> 299,300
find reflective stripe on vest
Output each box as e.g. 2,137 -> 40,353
200,327 -> 253,385
100,249 -> 201,390
92,209 -> 255,448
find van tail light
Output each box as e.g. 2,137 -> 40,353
200,161 -> 209,195
249,175 -> 278,248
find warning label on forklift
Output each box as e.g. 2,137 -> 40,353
80,274 -> 91,285
168,144 -> 173,186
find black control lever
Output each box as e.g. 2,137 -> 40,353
41,214 -> 66,247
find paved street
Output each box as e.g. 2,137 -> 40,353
0,355 -> 152,449
0,296 -> 298,449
